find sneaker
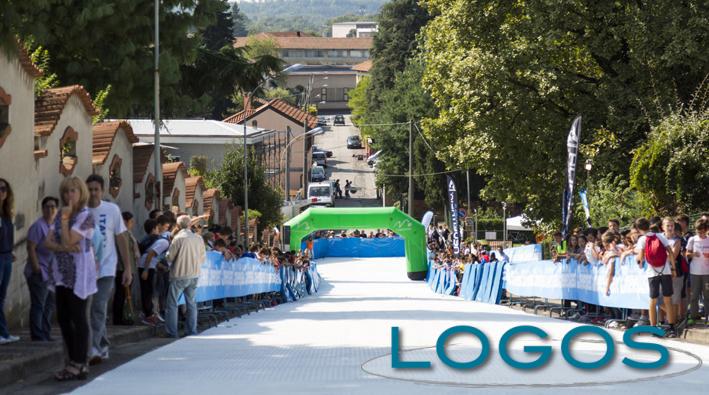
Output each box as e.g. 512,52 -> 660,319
155,313 -> 165,323
665,327 -> 678,338
141,315 -> 160,326
0,335 -> 20,345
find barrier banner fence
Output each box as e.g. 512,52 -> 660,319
426,244 -> 652,309
308,237 -> 405,259
180,251 -> 320,304
427,260 -> 507,304
505,256 -> 650,309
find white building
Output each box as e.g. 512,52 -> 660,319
331,21 -> 379,38
126,119 -> 267,170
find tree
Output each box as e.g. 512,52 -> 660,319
630,95 -> 709,215
264,87 -> 297,105
420,0 -> 709,223
231,2 -> 249,37
209,146 -> 283,229
244,35 -> 280,60
366,0 -> 431,111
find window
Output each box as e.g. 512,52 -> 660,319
0,86 -> 11,149
59,127 -> 78,176
320,87 -> 327,102
252,120 -> 258,128
288,49 -> 305,58
305,50 -> 322,58
144,175 -> 155,211
344,88 -> 351,102
108,154 -> 123,199
170,188 -> 180,211
327,49 -> 345,58
350,50 -> 363,58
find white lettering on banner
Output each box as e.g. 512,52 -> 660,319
563,116 -> 582,237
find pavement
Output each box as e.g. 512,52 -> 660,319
315,115 -> 379,208
0,324 -> 163,393
69,257 -> 709,394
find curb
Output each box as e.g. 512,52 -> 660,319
0,325 -> 155,388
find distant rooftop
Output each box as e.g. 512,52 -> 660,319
234,32 -> 372,50
123,119 -> 268,145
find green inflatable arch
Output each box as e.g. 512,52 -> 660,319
283,207 -> 428,280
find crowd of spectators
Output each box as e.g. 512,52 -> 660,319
0,175 -> 316,382
549,214 -> 709,337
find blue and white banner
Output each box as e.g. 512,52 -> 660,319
447,175 -> 461,255
505,256 -> 651,309
307,237 -> 405,259
181,251 -> 320,304
579,188 -> 591,227
562,116 -> 582,238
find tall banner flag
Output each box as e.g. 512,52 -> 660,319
562,116 -> 582,238
447,175 -> 461,255
579,188 -> 591,227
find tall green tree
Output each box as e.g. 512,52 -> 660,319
366,0 -> 431,111
630,96 -> 709,215
209,146 -> 283,229
421,0 -> 709,223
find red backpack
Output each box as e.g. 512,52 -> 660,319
645,234 -> 667,268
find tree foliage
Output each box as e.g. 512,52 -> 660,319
630,93 -> 709,215
421,0 -> 709,223
3,0 -> 282,120
209,146 -> 283,229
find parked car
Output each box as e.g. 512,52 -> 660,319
307,182 -> 334,207
312,151 -> 327,167
317,116 -> 328,127
346,135 -> 362,149
334,115 -> 345,125
367,150 -> 381,166
312,145 -> 333,157
310,165 -> 326,182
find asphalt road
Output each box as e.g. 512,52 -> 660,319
315,115 -> 379,208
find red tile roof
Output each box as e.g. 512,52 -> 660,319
203,188 -> 220,217
184,176 -> 205,208
352,59 -> 372,72
35,85 -> 97,136
162,161 -> 186,196
16,41 -> 43,78
234,33 -> 373,50
92,121 -> 139,165
223,98 -> 317,129
133,145 -> 156,184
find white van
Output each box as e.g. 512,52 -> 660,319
307,182 -> 334,207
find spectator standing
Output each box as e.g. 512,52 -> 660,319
0,178 -> 19,345
635,218 -> 676,336
165,215 -> 206,337
24,196 -> 59,340
113,211 -> 140,325
687,219 -> 709,325
43,176 -> 97,380
85,175 -> 132,365
345,180 -> 351,199
138,219 -> 170,326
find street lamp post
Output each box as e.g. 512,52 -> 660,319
241,64 -> 304,244
502,201 -> 507,245
278,127 -> 325,202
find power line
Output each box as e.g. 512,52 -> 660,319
378,168 -> 466,177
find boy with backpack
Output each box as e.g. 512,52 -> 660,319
138,219 -> 170,326
634,217 -> 677,337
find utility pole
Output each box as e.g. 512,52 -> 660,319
466,169 -> 471,237
407,120 -> 413,216
302,75 -> 313,196
153,0 -> 161,209
243,97 -> 249,246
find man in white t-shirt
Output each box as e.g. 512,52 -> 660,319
687,219 -> 709,323
86,175 -> 131,364
634,217 -> 676,335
